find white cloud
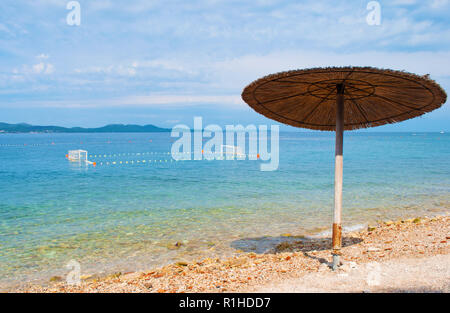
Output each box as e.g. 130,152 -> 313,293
0,94 -> 244,109
74,64 -> 137,77
132,60 -> 188,72
87,0 -> 113,12
2,0 -> 449,116
44,63 -> 54,74
36,53 -> 49,60
116,95 -> 243,107
392,0 -> 417,5
12,61 -> 54,76
431,0 -> 449,8
0,23 -> 13,36
73,59 -> 193,78
5,49 -> 450,109
211,50 -> 450,89
32,62 -> 45,74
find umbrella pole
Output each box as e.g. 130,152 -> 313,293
332,84 -> 345,270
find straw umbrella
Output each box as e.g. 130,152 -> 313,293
241,67 -> 447,270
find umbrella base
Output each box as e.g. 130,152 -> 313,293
332,254 -> 341,271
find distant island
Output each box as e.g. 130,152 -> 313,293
0,122 -> 171,133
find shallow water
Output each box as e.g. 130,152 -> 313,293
0,132 -> 449,288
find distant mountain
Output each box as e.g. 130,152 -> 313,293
0,122 -> 171,133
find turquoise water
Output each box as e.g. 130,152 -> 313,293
0,132 -> 449,288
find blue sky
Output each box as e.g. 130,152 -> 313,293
0,0 -> 449,131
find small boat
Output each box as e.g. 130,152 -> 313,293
440,131 -> 445,134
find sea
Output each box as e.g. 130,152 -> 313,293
0,131 -> 449,289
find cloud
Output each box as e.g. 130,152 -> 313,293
44,63 -> 54,74
132,59 -> 188,73
392,0 -> 417,5
13,62 -> 54,76
1,0 -> 449,118
3,48 -> 449,111
36,53 -> 49,60
431,0 -> 449,8
0,23 -> 13,36
86,0 -> 113,12
32,62 -> 45,74
74,65 -> 136,77
0,94 -> 244,109
115,95 -> 243,107
209,50 -> 450,93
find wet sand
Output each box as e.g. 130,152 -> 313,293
15,215 -> 449,293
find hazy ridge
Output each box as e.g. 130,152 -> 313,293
0,122 -> 170,133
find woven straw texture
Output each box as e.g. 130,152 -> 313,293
241,67 -> 447,131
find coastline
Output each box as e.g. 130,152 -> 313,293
13,214 -> 449,293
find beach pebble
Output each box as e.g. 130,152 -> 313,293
340,261 -> 358,272
348,261 -> 358,269
143,282 -> 153,289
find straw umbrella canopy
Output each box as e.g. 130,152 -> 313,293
241,66 -> 447,269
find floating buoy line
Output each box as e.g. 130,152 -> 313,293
0,140 -> 155,147
88,152 -> 259,158
2,140 -> 261,168
67,150 -> 260,167
89,151 -> 173,158
95,159 -> 175,167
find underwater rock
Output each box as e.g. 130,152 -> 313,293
275,242 -> 292,252
80,274 -> 93,280
107,272 -> 122,279
49,276 -> 62,282
176,261 -> 188,267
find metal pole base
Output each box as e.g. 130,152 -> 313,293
332,254 -> 340,271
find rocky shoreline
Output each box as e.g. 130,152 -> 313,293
14,215 -> 450,293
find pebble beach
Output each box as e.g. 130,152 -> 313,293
14,214 -> 449,293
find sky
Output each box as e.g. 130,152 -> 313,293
0,0 -> 449,131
